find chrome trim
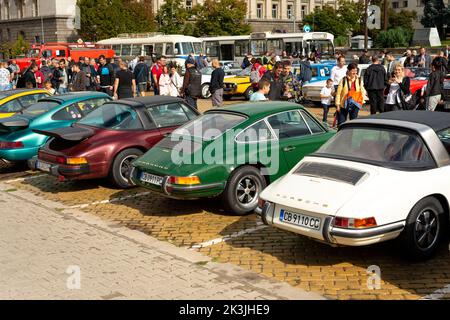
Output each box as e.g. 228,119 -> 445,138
261,202 -> 275,225
164,182 -> 224,192
322,216 -> 334,243
162,176 -> 171,196
329,221 -> 405,239
255,206 -> 262,216
343,119 -> 450,168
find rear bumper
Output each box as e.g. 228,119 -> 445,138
28,156 -> 91,179
260,203 -> 405,246
0,146 -> 39,161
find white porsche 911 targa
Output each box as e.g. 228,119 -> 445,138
258,111 -> 450,260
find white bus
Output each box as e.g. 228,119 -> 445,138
202,31 -> 335,62
97,33 -> 203,66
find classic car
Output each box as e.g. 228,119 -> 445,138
131,101 -> 335,215
28,97 -> 199,188
0,89 -> 50,119
259,111 -> 450,260
0,92 -> 111,163
199,66 -> 238,99
222,67 -> 254,100
291,62 -> 336,84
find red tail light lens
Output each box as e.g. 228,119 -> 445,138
56,156 -> 66,164
0,141 -> 24,149
333,217 -> 377,229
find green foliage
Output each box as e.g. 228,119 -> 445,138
335,35 -> 349,47
10,35 -> 30,57
302,0 -> 363,38
156,0 -> 192,35
374,27 -> 410,48
77,0 -> 156,41
192,0 -> 251,37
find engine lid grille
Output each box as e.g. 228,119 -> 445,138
295,162 -> 367,185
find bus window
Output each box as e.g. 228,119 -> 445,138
306,40 -> 334,59
122,45 -> 131,56
155,43 -> 163,55
176,42 -> 194,55
235,40 -> 249,57
41,50 -> 52,59
250,40 -> 266,56
285,42 -> 303,56
193,42 -> 202,54
144,45 -> 154,56
131,44 -> 142,56
55,50 -> 66,57
165,43 -> 174,56
205,41 -> 219,57
112,45 -> 121,56
267,39 -> 282,55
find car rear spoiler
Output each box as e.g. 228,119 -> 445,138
0,118 -> 30,133
33,125 -> 95,142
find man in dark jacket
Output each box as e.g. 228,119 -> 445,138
181,61 -> 202,109
133,56 -> 150,97
69,63 -> 87,92
364,55 -> 387,114
261,62 -> 284,101
96,55 -> 115,96
359,50 -> 371,64
209,59 -> 225,107
23,63 -> 39,88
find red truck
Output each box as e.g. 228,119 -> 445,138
13,43 -> 115,71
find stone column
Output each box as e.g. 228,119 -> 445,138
280,0 -> 286,20
265,0 -> 271,20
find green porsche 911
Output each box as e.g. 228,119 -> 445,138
131,101 -> 335,215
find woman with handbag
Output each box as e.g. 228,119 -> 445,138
335,63 -> 366,126
385,63 -> 410,112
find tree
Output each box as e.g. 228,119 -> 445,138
421,0 -> 449,38
10,34 -> 30,57
77,0 -> 156,41
156,0 -> 192,35
374,27 -> 409,47
192,0 -> 251,37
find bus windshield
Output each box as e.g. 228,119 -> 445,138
193,42 -> 202,54
176,42 -> 195,55
250,40 -> 266,56
307,40 -> 334,59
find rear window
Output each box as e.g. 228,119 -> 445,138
22,101 -> 60,118
78,103 -> 143,130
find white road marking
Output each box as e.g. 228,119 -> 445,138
189,222 -> 268,249
69,192 -> 152,209
4,174 -> 47,184
421,284 -> 450,300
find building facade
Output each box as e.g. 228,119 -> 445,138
390,0 -> 450,29
0,0 -> 78,45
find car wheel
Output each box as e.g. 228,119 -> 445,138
222,166 -> 267,215
110,148 -> 143,189
398,197 -> 446,260
244,87 -> 254,100
201,83 -> 211,99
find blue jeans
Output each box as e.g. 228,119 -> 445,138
322,104 -> 330,122
337,105 -> 359,126
58,87 -> 68,95
184,95 -> 197,109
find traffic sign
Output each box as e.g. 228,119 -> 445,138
303,25 -> 311,33
367,5 -> 381,30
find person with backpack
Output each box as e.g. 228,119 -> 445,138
209,59 -> 225,108
335,63 -> 366,125
134,56 -> 150,97
250,58 -> 266,90
181,60 -> 202,109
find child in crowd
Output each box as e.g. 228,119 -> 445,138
250,79 -> 270,102
320,79 -> 335,123
44,81 -> 56,95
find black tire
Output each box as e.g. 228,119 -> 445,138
223,94 -> 232,100
398,197 -> 446,260
110,148 -> 143,189
222,166 -> 267,215
201,83 -> 211,99
244,87 -> 254,100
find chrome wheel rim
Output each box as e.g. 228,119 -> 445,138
202,85 -> 211,98
414,209 -> 439,250
235,175 -> 260,209
119,155 -> 138,182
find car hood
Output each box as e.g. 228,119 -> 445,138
224,76 -> 250,84
261,156 -> 380,216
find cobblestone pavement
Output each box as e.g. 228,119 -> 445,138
1,97 -> 449,300
0,182 -> 323,300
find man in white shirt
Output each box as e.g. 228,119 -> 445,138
330,56 -> 347,90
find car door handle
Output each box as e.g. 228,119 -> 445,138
283,146 -> 296,152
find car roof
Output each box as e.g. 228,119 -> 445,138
116,96 -> 185,108
45,92 -> 110,103
206,101 -> 306,119
0,89 -> 47,98
347,111 -> 450,132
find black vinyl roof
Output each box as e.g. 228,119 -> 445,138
359,111 -> 450,132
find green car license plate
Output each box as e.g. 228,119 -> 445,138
140,172 -> 163,186
279,209 -> 321,230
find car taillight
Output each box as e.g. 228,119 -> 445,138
0,141 -> 24,149
333,217 -> 377,229
56,156 -> 66,164
66,157 -> 88,165
258,198 -> 266,209
168,176 -> 201,185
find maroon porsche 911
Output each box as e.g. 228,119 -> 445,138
28,96 -> 199,188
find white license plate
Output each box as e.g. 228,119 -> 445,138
36,160 -> 51,172
140,172 -> 163,186
279,209 -> 321,230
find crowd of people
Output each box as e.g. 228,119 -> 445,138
0,44 -> 448,123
